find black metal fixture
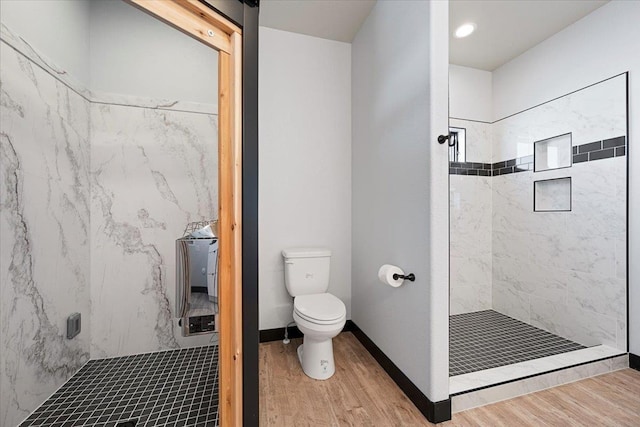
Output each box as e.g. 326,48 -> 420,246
438,133 -> 457,147
392,273 -> 415,282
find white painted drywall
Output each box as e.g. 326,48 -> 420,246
89,0 -> 217,105
258,27 -> 352,330
491,0 -> 640,355
428,0 -> 451,401
0,0 -> 90,84
449,65 -> 493,122
352,0 -> 449,403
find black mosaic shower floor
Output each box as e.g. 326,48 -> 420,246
20,345 -> 219,427
450,310 -> 586,376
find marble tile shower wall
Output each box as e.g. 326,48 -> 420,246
491,77 -> 627,161
491,77 -> 627,351
90,104 -> 217,358
449,119 -> 493,314
492,157 -> 626,349
450,76 -> 627,352
0,41 -> 91,427
0,25 -> 217,425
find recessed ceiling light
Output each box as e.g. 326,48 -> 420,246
454,23 -> 476,38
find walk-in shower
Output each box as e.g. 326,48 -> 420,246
0,1 -> 222,425
448,74 -> 628,399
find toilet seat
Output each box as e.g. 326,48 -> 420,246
294,293 -> 346,325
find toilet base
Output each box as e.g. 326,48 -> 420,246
297,337 -> 335,380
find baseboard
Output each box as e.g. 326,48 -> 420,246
350,322 -> 452,424
259,320 -> 355,343
630,353 -> 640,371
259,325 -> 302,343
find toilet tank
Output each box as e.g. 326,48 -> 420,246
282,248 -> 331,296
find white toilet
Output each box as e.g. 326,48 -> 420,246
282,248 -> 346,380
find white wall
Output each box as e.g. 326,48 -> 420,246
0,0 -> 90,84
352,0 -> 449,403
258,27 -> 352,330
449,64 -> 492,122
491,0 -> 640,355
89,0 -> 217,105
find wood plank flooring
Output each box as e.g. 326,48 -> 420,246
259,332 -> 640,426
444,368 -> 640,427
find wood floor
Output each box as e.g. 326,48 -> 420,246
259,332 -> 640,426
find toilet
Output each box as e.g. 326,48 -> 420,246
282,248 -> 346,380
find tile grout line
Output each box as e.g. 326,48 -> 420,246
449,310 -> 585,376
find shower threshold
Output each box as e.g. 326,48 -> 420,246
19,345 -> 219,427
449,310 -> 625,396
450,344 -> 624,395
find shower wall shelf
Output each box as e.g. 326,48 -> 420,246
533,177 -> 572,212
534,133 -> 573,172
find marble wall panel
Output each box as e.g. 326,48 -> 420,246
492,162 -> 626,349
491,280 -> 530,324
452,75 -> 627,350
529,297 -> 618,348
492,171 -> 568,237
568,158 -> 626,240
449,118 -> 492,164
450,176 -> 492,314
492,146 -> 626,350
1,41 -> 91,426
90,103 -> 218,358
1,24 -> 220,424
491,76 -> 627,161
450,256 -> 492,315
492,154 -> 626,349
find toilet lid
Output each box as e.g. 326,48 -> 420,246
294,293 -> 346,323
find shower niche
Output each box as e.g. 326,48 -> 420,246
533,177 -> 572,212
534,133 -> 573,172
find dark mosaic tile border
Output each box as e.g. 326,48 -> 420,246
450,135 -> 626,177
449,161 -> 492,176
491,155 -> 534,176
573,136 -> 626,163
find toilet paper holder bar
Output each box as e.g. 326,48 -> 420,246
392,273 -> 415,282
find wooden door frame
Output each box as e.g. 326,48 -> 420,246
127,1 -> 247,425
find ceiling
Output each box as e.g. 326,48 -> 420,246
259,0 -> 375,43
259,0 -> 608,71
450,0 -> 609,71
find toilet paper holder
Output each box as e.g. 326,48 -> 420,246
393,273 -> 415,282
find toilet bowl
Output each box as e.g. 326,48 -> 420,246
282,248 -> 346,380
293,293 -> 346,380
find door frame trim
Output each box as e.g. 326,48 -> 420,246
126,1 -> 246,424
